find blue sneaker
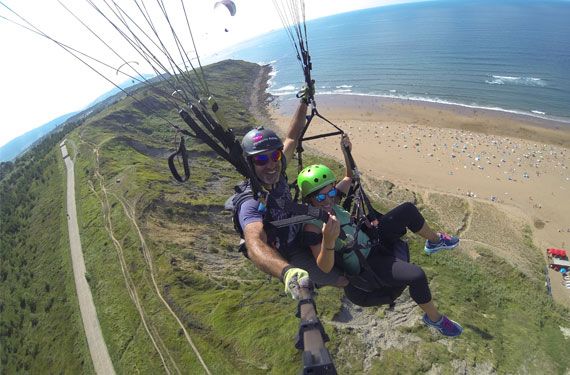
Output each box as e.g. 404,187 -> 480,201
424,233 -> 460,255
422,314 -> 463,337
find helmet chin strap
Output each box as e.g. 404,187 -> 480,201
280,156 -> 287,176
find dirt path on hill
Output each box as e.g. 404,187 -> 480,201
112,193 -> 211,374
60,141 -> 116,375
78,133 -> 211,374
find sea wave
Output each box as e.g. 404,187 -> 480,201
485,75 -> 546,87
269,84 -> 298,96
266,68 -> 278,89
335,84 -> 353,89
313,91 -> 570,124
270,91 -> 299,96
317,89 -> 353,95
254,59 -> 278,67
273,84 -> 296,92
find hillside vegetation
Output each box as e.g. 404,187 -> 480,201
0,121 -> 92,373
1,60 -> 569,374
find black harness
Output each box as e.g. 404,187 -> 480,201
227,178 -> 331,257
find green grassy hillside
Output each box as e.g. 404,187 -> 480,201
0,122 -> 92,373
1,60 -> 569,374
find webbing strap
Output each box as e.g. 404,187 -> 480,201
296,298 -> 317,318
301,131 -> 343,142
296,108 -> 345,175
167,137 -> 190,182
270,214 -> 315,228
269,201 -> 328,227
179,109 -> 233,166
178,107 -> 267,204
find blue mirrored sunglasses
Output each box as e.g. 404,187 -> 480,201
252,150 -> 282,166
314,187 -> 337,203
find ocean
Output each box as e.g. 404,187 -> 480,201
218,0 -> 570,123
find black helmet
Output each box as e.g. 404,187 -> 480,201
241,126 -> 283,156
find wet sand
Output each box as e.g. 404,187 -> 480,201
270,94 -> 570,305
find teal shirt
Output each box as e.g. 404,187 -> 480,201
307,205 -> 371,275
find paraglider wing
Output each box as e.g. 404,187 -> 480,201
115,61 -> 139,76
214,0 -> 236,17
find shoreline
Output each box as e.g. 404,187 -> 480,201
266,92 -> 570,308
272,92 -> 570,128
273,94 -> 570,148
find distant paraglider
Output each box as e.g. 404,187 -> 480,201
214,0 -> 236,16
213,0 -> 236,32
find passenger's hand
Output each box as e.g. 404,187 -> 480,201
322,214 -> 340,246
341,133 -> 352,153
283,267 -> 310,299
298,81 -> 315,104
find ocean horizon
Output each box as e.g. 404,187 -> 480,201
217,0 -> 570,125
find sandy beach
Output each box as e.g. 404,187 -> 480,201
270,94 -> 570,306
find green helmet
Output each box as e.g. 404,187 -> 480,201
297,164 -> 336,198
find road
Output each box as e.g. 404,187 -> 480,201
60,141 -> 116,375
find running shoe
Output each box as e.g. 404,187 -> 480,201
424,233 -> 460,255
422,314 -> 463,337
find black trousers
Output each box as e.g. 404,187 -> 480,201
376,202 -> 425,247
344,203 -> 432,306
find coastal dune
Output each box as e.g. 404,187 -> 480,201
270,94 -> 570,307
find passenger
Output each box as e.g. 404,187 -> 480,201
296,134 -> 463,337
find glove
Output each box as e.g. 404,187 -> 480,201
297,80 -> 315,104
282,267 -> 310,299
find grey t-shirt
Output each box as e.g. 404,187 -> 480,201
237,176 -> 301,257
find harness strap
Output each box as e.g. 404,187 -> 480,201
269,201 -> 328,228
188,106 -> 252,179
301,131 -> 343,142
179,109 -> 234,166
178,107 -> 267,204
167,137 -> 190,182
270,214 -> 316,228
342,184 -> 355,212
269,201 -> 347,241
296,108 -> 346,176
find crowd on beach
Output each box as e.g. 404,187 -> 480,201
342,122 -> 569,202
317,117 -> 570,238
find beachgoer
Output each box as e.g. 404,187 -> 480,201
296,135 -> 463,336
235,89 -> 348,299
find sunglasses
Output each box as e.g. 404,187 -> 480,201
252,150 -> 282,166
314,187 -> 337,203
